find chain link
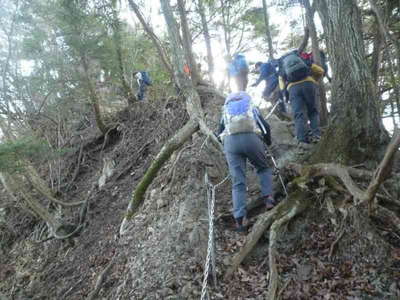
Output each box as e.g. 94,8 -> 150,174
200,174 -> 229,300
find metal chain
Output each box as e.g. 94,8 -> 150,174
201,174 -> 229,300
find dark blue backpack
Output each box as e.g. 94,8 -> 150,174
141,71 -> 152,85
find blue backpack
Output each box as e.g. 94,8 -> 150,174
140,71 -> 152,85
223,92 -> 258,135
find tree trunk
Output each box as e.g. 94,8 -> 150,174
0,172 -> 61,233
262,0 -> 274,59
177,0 -> 201,85
220,0 -> 231,57
111,5 -> 136,105
197,0 -> 215,81
370,20 -> 384,90
314,0 -> 386,164
303,0 -> 328,126
120,0 -> 221,233
128,0 -> 174,80
368,0 -> 400,75
81,55 -> 109,135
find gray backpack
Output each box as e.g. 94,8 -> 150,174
223,97 -> 259,136
282,52 -> 310,82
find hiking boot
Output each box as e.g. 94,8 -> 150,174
234,217 -> 248,233
263,195 -> 277,211
310,135 -> 321,143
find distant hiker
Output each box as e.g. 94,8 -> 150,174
252,61 -> 286,114
217,91 -> 276,233
278,50 -> 324,147
134,71 -> 152,101
228,54 -> 249,91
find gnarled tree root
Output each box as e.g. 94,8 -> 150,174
224,190 -> 312,280
268,192 -> 311,299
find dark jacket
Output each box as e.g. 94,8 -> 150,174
253,62 -> 276,87
253,62 -> 279,98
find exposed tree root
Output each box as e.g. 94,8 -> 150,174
267,195 -> 309,300
365,128 -> 400,213
225,190 -> 312,280
328,210 -> 349,259
119,119 -> 199,235
290,125 -> 399,210
87,254 -> 118,300
225,131 -> 400,292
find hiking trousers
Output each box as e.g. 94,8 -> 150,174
137,80 -> 147,101
289,81 -> 320,142
264,86 -> 287,113
223,133 -> 273,219
234,71 -> 249,91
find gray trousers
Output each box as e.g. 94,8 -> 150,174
223,133 -> 273,219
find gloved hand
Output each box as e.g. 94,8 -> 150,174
213,132 -> 222,143
283,91 -> 289,103
263,134 -> 272,146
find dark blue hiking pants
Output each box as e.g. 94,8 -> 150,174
289,81 -> 320,142
137,80 -> 147,101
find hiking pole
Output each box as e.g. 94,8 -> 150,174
253,111 -> 288,197
265,148 -> 288,197
265,97 -> 284,120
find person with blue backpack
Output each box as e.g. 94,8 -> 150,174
278,50 -> 324,147
251,61 -> 287,114
228,54 -> 249,91
134,71 -> 152,101
217,91 -> 276,233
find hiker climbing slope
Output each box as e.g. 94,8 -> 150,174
252,61 -> 287,114
278,50 -> 324,147
134,70 -> 152,101
217,91 -> 276,233
228,54 -> 249,91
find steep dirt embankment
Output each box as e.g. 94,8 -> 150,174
1,92 -> 400,299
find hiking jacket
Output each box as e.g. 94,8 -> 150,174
253,62 -> 276,87
279,63 -> 324,92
